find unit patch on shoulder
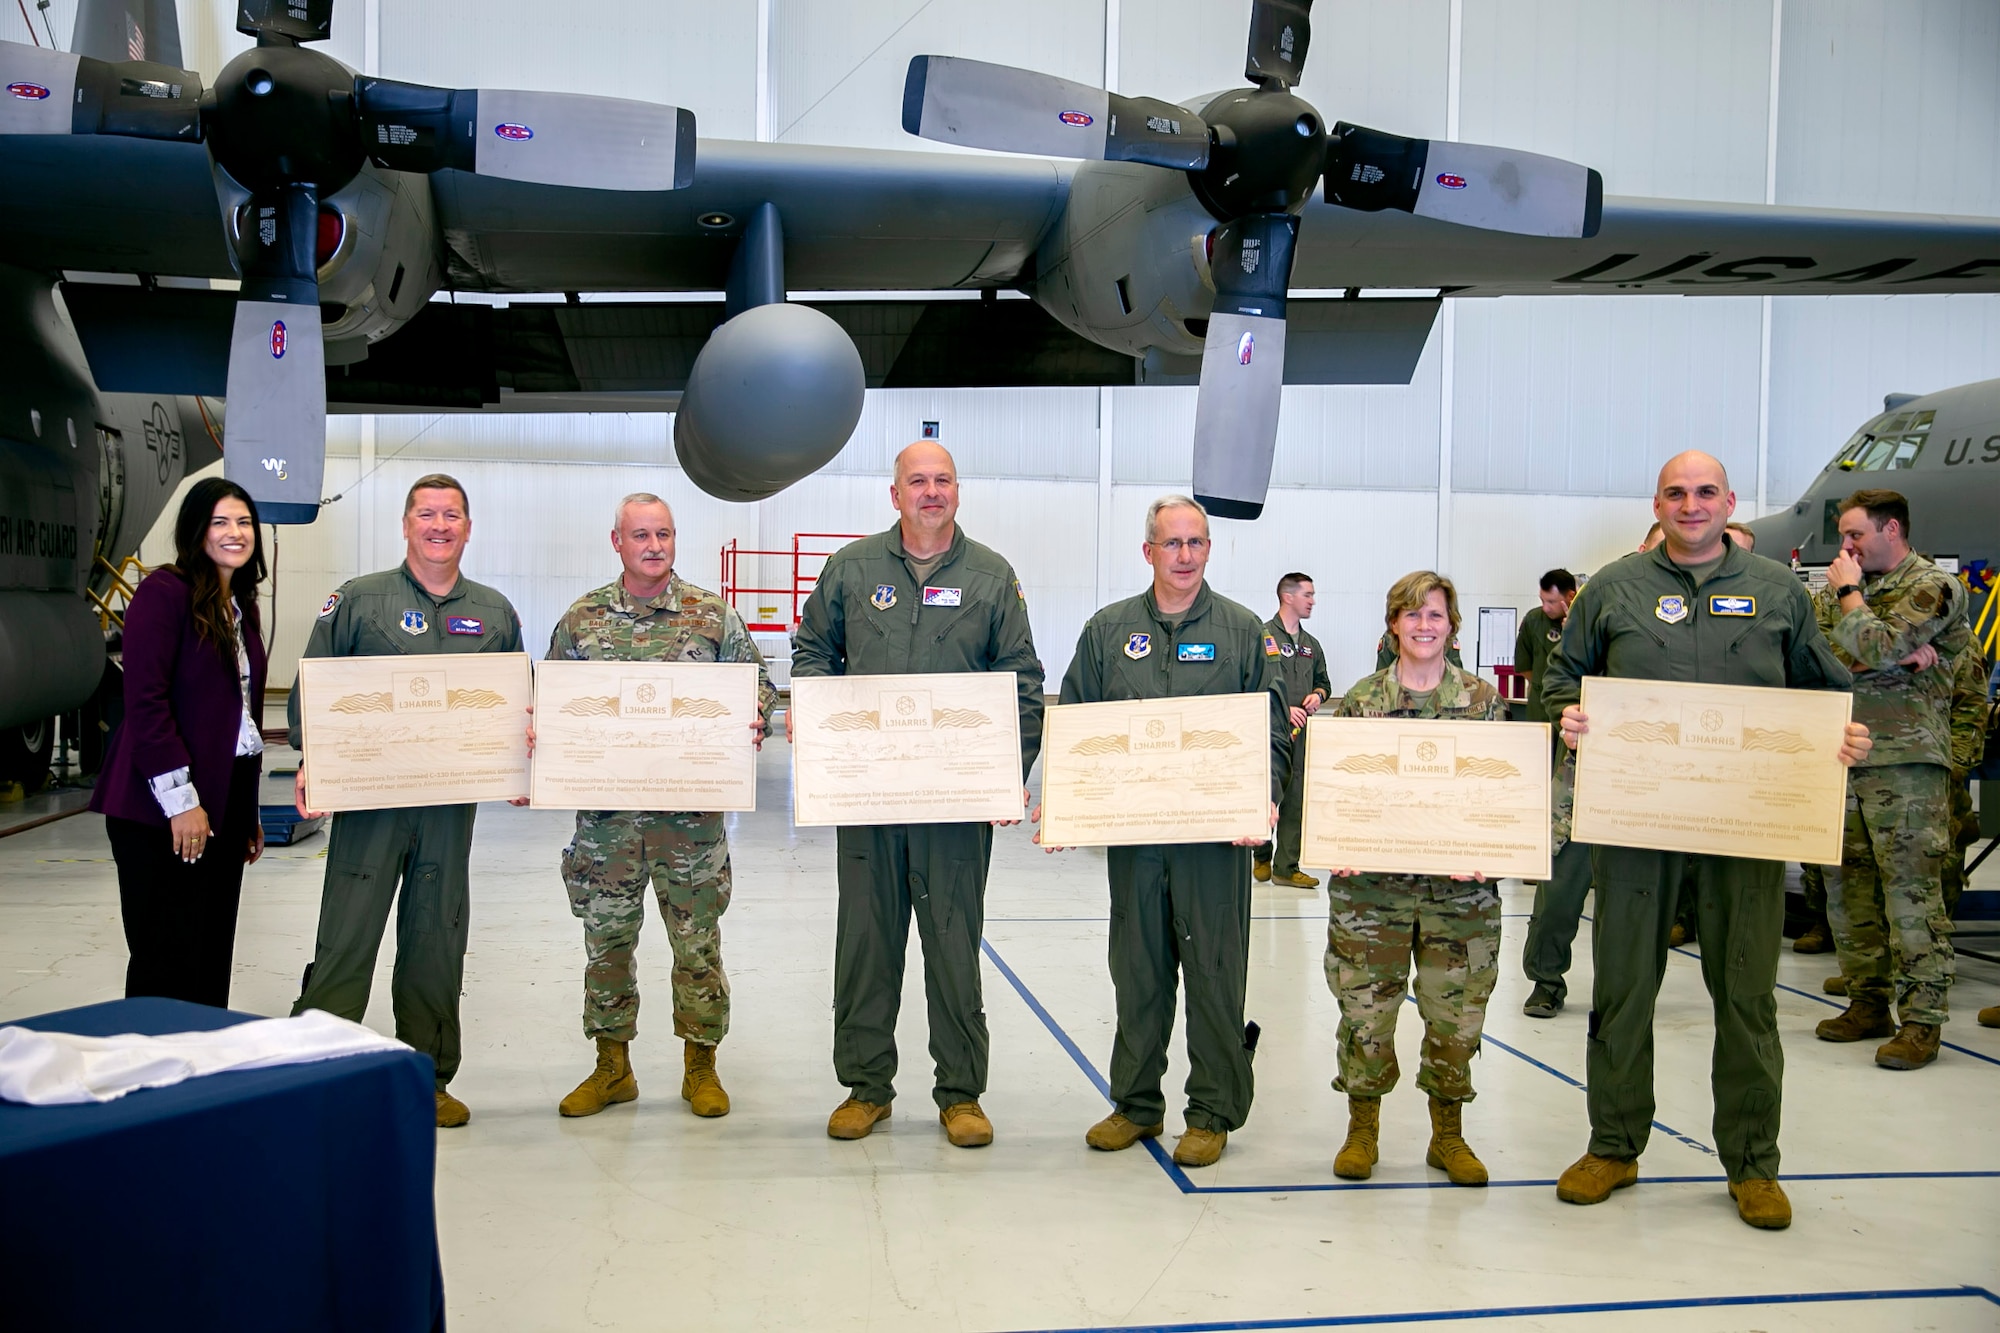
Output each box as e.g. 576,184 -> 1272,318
1178,642 -> 1216,662
870,584 -> 897,611
399,608 -> 429,635
317,591 -> 342,619
1124,632 -> 1152,660
1708,595 -> 1756,617
922,586 -> 962,607
1655,595 -> 1689,625
447,616 -> 484,636
1015,579 -> 1027,605
1263,634 -> 1280,658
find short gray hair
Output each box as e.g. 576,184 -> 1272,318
614,492 -> 672,532
1144,494 -> 1209,543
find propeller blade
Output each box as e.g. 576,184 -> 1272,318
355,78 -> 696,190
1244,0 -> 1313,89
902,55 -> 1210,170
222,185 -> 326,525
1191,213 -> 1299,521
1325,122 -> 1603,238
1,41 -> 201,140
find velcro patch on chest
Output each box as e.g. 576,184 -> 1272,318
1177,642 -> 1216,662
446,616 -> 485,636
922,586 -> 962,607
1655,595 -> 1689,625
1124,633 -> 1152,659
1708,595 -> 1756,617
399,609 -> 428,635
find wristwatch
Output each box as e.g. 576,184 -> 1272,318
1834,583 -> 1862,599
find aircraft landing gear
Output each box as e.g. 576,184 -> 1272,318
0,717 -> 55,794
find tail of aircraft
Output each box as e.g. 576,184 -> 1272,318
69,0 -> 182,68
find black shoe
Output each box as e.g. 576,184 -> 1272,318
1522,983 -> 1564,1019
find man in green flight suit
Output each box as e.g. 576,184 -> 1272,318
1811,489 -> 1969,1070
1514,569 -> 1589,1020
291,474 -> 525,1128
1044,495 -> 1288,1169
1541,451 -> 1870,1231
790,442 -> 1044,1148
545,493 -> 777,1120
1254,572 -> 1332,889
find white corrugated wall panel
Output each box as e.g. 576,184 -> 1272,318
381,0 -> 758,140
770,0 -> 1104,150
1460,0 -> 1774,203
1777,0 -> 2000,216
1766,294 -> 2000,504
1453,295 -> 1765,496
817,388 -> 1100,480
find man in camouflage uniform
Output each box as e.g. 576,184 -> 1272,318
291,474 -> 525,1129
1325,571 -> 1505,1188
546,494 -> 776,1119
1812,489 -> 1969,1069
791,442 -> 1044,1149
1051,496 -> 1288,1170
1255,572 -> 1332,889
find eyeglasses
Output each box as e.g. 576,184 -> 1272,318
1151,538 -> 1209,555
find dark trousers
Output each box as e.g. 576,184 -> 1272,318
833,822 -> 992,1110
293,803 -> 476,1088
1256,738 -> 1308,877
1107,842 -> 1255,1133
107,755 -> 262,1008
1522,838 -> 1594,1000
1587,846 -> 1785,1182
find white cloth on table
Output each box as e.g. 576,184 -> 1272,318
0,1011 -> 408,1106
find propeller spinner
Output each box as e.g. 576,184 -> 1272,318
903,0 -> 1603,519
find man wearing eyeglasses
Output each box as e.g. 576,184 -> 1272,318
1044,495 -> 1288,1168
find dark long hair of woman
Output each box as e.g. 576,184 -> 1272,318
168,476 -> 267,652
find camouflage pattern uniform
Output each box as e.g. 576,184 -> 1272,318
1815,551 -> 1969,1027
1256,614 -> 1332,879
1942,645 -> 1992,916
1324,662 -> 1505,1103
547,573 -> 777,1046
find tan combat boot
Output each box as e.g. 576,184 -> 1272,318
1980,1006 -> 2000,1029
1823,974 -> 1849,996
827,1097 -> 891,1140
1085,1112 -> 1162,1151
559,1037 -> 638,1117
940,1101 -> 993,1147
1333,1095 -> 1380,1180
1172,1126 -> 1228,1167
1791,920 -> 1833,953
1252,861 -> 1272,883
1875,1022 -> 1941,1070
681,1040 -> 730,1117
1425,1097 -> 1488,1187
435,1088 -> 471,1129
1556,1152 -> 1639,1204
1277,871 -> 1321,889
1815,997 -> 1894,1042
1729,1178 -> 1792,1229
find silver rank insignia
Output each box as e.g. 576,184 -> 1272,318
1655,595 -> 1689,625
1124,632 -> 1152,659
870,584 -> 897,610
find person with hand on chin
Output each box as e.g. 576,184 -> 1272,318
289,474 -> 525,1129
93,477 -> 270,1008
1321,571 -> 1504,1187
1036,495 -> 1286,1170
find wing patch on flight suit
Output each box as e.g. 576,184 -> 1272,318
1178,643 -> 1216,662
447,616 -> 485,635
870,584 -> 897,610
1124,633 -> 1152,659
400,608 -> 429,635
1709,595 -> 1756,617
318,591 -> 341,618
1655,595 -> 1689,624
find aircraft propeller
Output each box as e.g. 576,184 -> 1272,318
0,0 -> 695,522
903,0 -> 1603,519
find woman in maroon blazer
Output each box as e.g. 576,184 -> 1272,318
92,477 -> 271,1006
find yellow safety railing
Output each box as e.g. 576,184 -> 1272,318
1974,584 -> 2000,661
88,553 -> 147,630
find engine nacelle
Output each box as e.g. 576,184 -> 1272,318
674,303 -> 865,502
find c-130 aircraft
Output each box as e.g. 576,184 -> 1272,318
2,0 -> 1998,787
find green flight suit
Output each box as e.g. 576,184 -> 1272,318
1813,551 -> 1969,1025
792,524 -> 1043,1111
1060,582 -> 1289,1133
1522,747 -> 1593,1004
1254,614 -> 1332,878
1513,606 -> 1565,724
1542,538 -> 1851,1182
287,563 -> 524,1089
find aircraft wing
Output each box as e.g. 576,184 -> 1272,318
0,137 -> 234,279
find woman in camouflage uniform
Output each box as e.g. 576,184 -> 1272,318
1324,571 -> 1505,1186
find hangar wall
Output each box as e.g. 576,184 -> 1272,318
79,0 -> 1997,692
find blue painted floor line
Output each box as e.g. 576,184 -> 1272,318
1180,1168 -> 2000,1194
996,1284 -> 2000,1332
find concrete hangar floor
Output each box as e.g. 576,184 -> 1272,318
4,739 -> 1998,1333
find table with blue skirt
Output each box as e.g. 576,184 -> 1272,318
0,997 -> 445,1332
